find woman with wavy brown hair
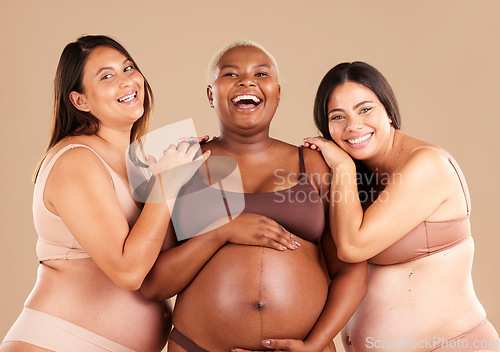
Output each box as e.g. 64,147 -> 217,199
0,35 -> 207,352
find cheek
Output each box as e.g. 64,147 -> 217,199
328,122 -> 344,142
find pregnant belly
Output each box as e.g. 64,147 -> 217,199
173,240 -> 329,351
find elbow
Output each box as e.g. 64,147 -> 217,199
115,272 -> 144,291
112,267 -> 148,291
337,242 -> 368,263
139,280 -> 166,301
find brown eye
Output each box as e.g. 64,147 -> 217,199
360,107 -> 372,114
329,114 -> 345,122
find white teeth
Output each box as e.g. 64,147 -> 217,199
231,95 -> 261,104
118,92 -> 136,103
348,133 -> 372,144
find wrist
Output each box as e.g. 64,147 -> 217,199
197,217 -> 231,245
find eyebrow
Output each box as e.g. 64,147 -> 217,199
95,58 -> 130,77
219,64 -> 272,70
328,100 -> 374,115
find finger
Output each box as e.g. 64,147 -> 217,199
145,155 -> 157,164
193,150 -> 211,162
186,143 -> 202,160
231,349 -> 257,352
268,222 -> 299,249
176,142 -> 190,153
304,136 -> 328,148
164,144 -> 177,153
261,218 -> 297,250
262,339 -> 294,350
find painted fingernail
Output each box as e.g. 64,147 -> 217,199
294,241 -> 301,247
281,245 -> 287,250
262,340 -> 271,346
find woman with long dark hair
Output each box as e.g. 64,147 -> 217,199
305,61 -> 500,351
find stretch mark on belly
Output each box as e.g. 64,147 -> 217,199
258,247 -> 264,341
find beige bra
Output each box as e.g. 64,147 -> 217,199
33,144 -> 140,261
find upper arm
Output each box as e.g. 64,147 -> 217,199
352,148 -> 459,260
45,148 -> 132,274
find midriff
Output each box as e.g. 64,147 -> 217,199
173,236 -> 329,352
342,237 -> 486,352
25,258 -> 171,352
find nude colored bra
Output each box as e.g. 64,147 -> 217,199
368,147 -> 471,265
171,147 -> 325,245
33,144 -> 140,262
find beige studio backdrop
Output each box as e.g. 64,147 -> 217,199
1,1 -> 499,350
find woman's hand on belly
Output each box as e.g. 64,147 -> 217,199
233,338 -> 311,352
209,213 -> 300,251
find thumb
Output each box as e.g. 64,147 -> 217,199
145,155 -> 157,164
193,149 -> 211,163
262,339 -> 293,350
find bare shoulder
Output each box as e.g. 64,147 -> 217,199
47,145 -> 111,188
396,144 -> 460,187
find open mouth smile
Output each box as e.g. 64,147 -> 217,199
231,94 -> 262,109
345,132 -> 373,147
117,91 -> 137,103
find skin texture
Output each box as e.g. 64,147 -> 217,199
304,81 -> 489,351
141,46 -> 367,352
0,46 -> 210,352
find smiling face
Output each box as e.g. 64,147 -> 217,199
207,46 -> 280,135
327,81 -> 393,160
71,46 -> 145,130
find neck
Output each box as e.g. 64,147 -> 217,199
217,127 -> 274,155
96,125 -> 133,157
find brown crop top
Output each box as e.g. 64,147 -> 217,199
171,147 -> 325,245
33,144 -> 140,262
368,147 -> 471,265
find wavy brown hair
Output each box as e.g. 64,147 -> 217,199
34,35 -> 153,182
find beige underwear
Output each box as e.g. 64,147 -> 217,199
2,307 -> 135,352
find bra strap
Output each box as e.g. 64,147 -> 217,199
298,146 -> 306,180
414,146 -> 470,215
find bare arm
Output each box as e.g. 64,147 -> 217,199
140,213 -> 300,301
46,143 -> 206,290
304,137 -> 465,262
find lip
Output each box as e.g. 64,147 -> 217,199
229,92 -> 263,113
344,132 -> 373,149
117,91 -> 139,105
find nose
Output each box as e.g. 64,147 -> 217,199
238,73 -> 256,87
118,72 -> 134,88
346,115 -> 363,131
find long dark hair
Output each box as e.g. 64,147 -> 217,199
34,35 -> 153,182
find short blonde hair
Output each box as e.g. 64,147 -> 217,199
207,40 -> 279,84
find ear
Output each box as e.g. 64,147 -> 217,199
207,85 -> 214,108
69,91 -> 89,112
277,85 -> 281,105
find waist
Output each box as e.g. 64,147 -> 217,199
25,260 -> 171,350
347,238 -> 486,348
173,241 -> 329,351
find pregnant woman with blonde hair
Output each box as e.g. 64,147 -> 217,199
141,41 -> 368,352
